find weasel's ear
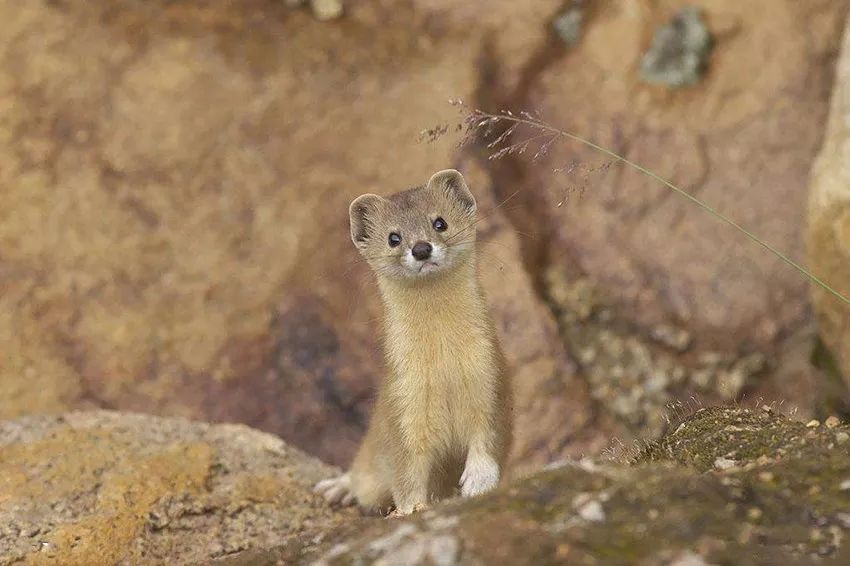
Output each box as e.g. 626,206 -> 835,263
349,194 -> 384,247
427,169 -> 475,213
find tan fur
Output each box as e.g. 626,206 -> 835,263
314,170 -> 512,515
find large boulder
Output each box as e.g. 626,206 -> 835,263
808,13 -> 850,388
0,0 -> 589,470
0,411 -> 354,564
524,1 -> 847,352
1,0 -> 847,475
476,0 -> 850,438
1,408 -> 847,564
303,407 -> 850,565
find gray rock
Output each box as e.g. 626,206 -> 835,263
553,3 -> 584,47
307,407 -> 850,564
311,0 -> 344,21
640,6 -> 713,88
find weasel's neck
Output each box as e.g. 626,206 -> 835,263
377,255 -> 485,327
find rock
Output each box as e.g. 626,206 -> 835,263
1,0 -> 848,487
808,15 -> 850,387
713,456 -> 737,471
640,6 -> 713,88
544,263 -> 776,441
528,1 -> 848,350
310,0 -> 343,21
669,551 -> 716,566
826,416 -> 841,429
0,0 -> 591,471
514,0 -> 849,427
649,323 -> 693,352
303,407 -> 850,564
283,0 -> 343,21
3,408 -> 848,564
553,2 -> 584,47
574,497 -> 606,523
0,412 -> 355,564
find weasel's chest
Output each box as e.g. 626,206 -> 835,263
387,324 -> 493,391
386,326 -> 497,449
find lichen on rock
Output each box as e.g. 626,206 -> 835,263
640,6 -> 714,88
0,412 -> 356,565
553,1 -> 585,47
543,264 -> 768,440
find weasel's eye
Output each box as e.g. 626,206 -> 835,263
433,217 -> 448,232
388,232 -> 402,247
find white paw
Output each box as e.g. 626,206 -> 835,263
460,454 -> 500,497
313,473 -> 356,506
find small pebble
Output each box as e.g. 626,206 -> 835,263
825,416 -> 840,429
836,431 -> 849,445
311,0 -> 343,21
574,497 -> 606,523
556,543 -> 571,558
714,456 -> 737,470
553,6 -> 584,47
670,550 -> 714,566
840,479 -> 850,491
806,420 -> 821,428
579,501 -> 605,522
758,471 -> 774,482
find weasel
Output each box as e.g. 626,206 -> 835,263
314,169 -> 512,515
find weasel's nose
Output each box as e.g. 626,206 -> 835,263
411,241 -> 433,261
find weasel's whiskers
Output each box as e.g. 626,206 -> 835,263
445,189 -> 523,244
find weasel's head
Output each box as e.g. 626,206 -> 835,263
349,169 -> 477,282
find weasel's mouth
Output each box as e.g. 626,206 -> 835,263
418,261 -> 440,273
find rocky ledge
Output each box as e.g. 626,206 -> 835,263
0,412 -> 355,565
295,406 -> 850,565
2,407 -> 848,565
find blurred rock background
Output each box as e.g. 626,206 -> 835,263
1,0 -> 849,476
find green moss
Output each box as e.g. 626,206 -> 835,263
634,406 -> 813,470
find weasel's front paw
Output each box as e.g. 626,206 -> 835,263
460,454 -> 500,497
313,473 -> 355,506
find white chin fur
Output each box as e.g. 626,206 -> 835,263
402,243 -> 447,277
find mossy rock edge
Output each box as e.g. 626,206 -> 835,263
293,407 -> 850,565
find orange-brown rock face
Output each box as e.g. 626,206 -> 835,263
0,0 -> 847,472
0,0 -> 591,470
0,411 -> 352,564
520,1 -> 846,351
808,13 -> 850,390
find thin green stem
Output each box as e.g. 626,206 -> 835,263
487,112 -> 850,307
